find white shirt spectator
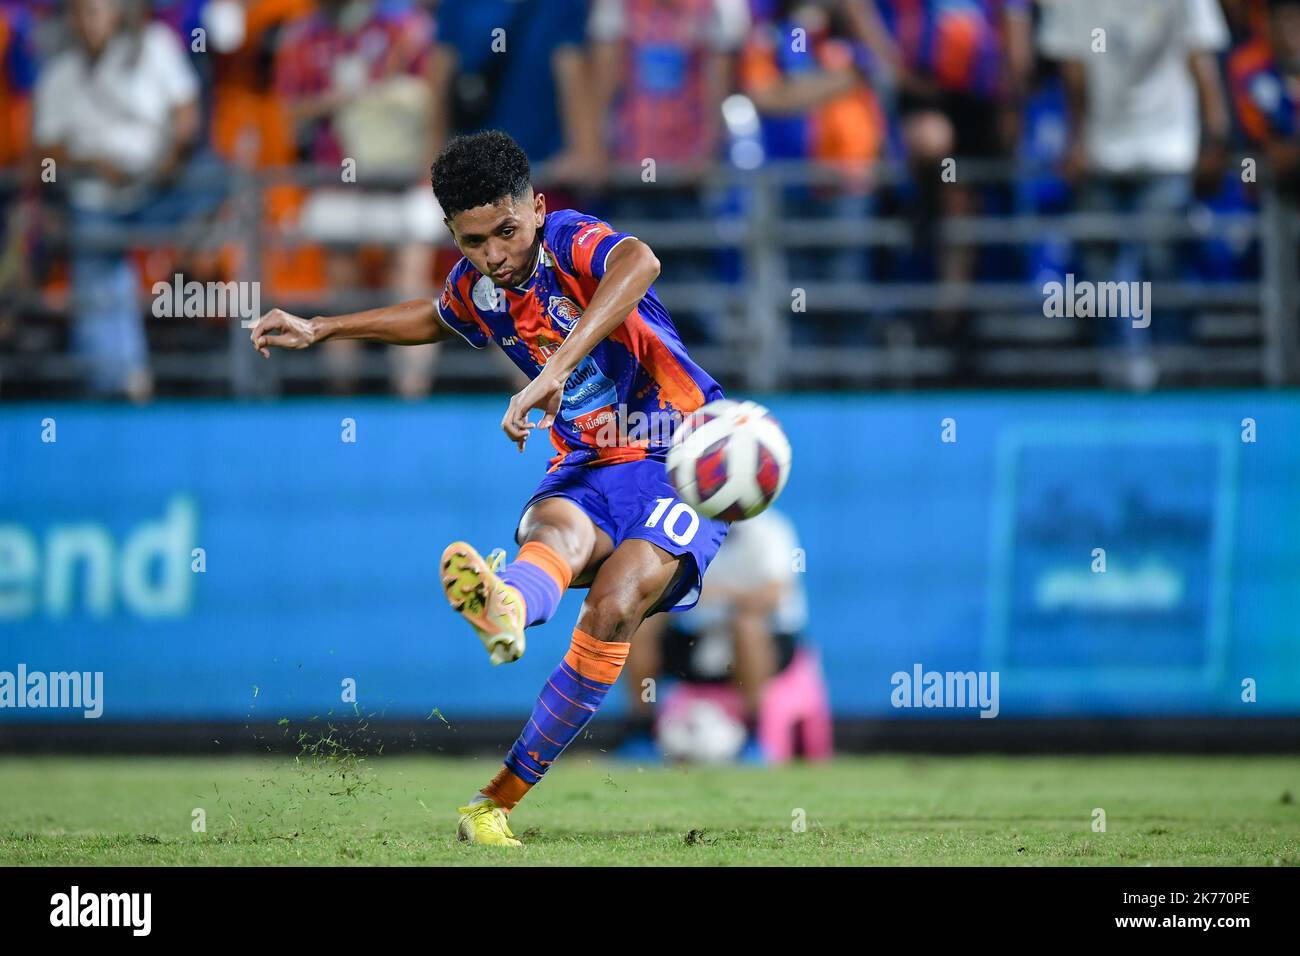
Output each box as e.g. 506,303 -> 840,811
34,23 -> 198,209
678,508 -> 808,641
1038,0 -> 1229,175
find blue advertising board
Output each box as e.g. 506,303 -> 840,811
1,393 -> 1297,722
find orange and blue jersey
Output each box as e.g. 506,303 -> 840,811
436,208 -> 725,471
881,0 -> 1028,100
593,0 -> 744,165
0,1 -> 36,167
740,18 -> 883,167
1228,38 -> 1299,145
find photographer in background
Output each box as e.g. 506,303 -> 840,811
622,508 -> 832,765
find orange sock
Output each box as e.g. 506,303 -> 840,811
516,541 -> 573,592
563,628 -> 629,685
498,541 -> 573,627
480,765 -> 534,811
480,628 -> 629,811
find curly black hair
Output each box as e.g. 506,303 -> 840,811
430,131 -> 533,219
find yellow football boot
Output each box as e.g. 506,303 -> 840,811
440,542 -> 526,665
456,800 -> 523,848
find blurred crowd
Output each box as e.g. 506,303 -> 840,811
0,0 -> 1298,398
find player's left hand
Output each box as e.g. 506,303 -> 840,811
501,370 -> 564,453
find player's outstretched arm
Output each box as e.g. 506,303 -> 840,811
249,299 -> 451,357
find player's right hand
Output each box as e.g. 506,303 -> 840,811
250,309 -> 314,357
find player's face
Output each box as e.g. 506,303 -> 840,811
447,189 -> 546,287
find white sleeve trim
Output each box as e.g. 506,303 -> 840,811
595,233 -> 637,276
434,300 -> 486,349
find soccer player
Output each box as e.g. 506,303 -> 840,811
250,130 -> 729,847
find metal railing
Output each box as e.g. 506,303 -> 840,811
1,159 -> 1296,396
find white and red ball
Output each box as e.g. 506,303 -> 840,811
667,398 -> 791,521
658,698 -> 747,764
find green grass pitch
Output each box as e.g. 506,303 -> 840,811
1,754 -> 1297,866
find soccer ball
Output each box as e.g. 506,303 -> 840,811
658,698 -> 747,764
667,398 -> 791,521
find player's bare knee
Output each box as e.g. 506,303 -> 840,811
590,558 -> 679,641
518,514 -> 593,577
525,525 -> 587,572
579,587 -> 651,644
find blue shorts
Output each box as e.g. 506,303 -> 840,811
518,457 -> 729,614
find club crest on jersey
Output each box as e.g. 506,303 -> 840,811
548,296 -> 582,333
472,275 -> 506,312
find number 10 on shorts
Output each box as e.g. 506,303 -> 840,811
645,497 -> 700,545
